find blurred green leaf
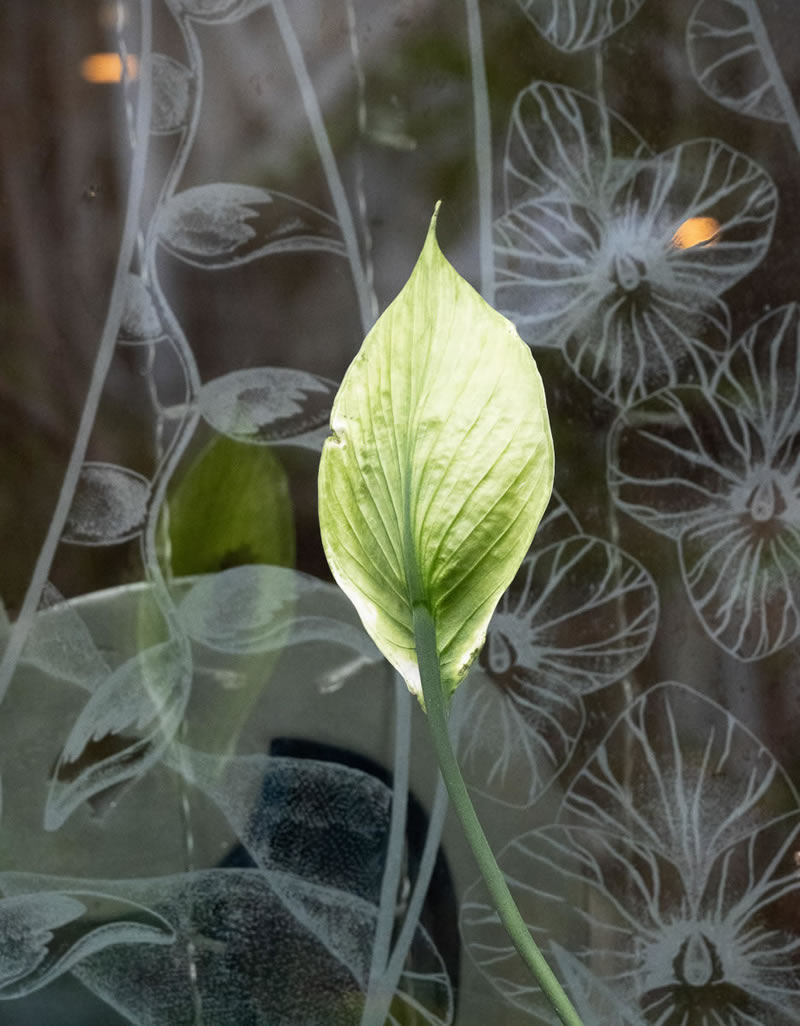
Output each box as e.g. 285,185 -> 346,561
168,435 -> 295,576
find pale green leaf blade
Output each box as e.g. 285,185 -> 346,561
318,206 -> 554,701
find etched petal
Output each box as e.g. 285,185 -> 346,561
517,0 -> 647,52
503,81 -> 650,211
563,287 -> 731,406
461,824 -> 674,1017
688,0 -> 790,122
560,682 -> 798,881
457,663 -> 585,808
680,511 -> 800,660
609,386 -> 754,539
615,138 -> 777,296
494,197 -> 601,345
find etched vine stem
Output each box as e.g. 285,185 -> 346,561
0,0 -> 154,706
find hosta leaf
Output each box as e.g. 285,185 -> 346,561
318,207 -> 554,701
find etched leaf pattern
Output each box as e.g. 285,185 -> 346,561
45,640 -> 192,830
178,564 -> 381,664
158,185 -> 346,268
0,891 -> 174,998
198,368 -> 337,449
151,54 -> 194,135
8,0 -> 800,1022
62,464 -> 150,546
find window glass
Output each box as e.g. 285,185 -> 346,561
2,1 -> 800,1023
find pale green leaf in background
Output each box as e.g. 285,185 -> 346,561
318,205 -> 554,702
168,434 -> 295,576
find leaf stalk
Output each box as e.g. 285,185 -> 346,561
412,602 -> 585,1026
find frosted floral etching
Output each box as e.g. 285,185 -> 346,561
3,0 -> 800,1022
494,84 -> 777,405
462,684 -> 800,1024
609,304 -> 800,660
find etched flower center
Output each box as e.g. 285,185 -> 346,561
611,252 -> 647,293
745,475 -> 787,523
485,615 -> 538,676
674,932 -> 721,988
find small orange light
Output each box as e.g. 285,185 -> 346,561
672,216 -> 720,250
80,53 -> 139,84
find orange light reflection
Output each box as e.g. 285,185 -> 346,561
672,216 -> 720,250
80,53 -> 139,84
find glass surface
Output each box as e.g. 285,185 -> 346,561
2,0 -> 800,1023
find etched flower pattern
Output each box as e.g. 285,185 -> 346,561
609,303 -> 800,660
457,495 -> 658,807
461,684 -> 800,1025
494,83 -> 778,405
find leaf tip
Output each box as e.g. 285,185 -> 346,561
427,200 -> 442,241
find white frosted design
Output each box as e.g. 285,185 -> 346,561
157,184 -> 346,268
168,745 -> 393,902
164,0 -> 272,23
688,0 -> 800,138
150,54 -> 193,135
198,368 -> 337,449
457,662 -> 585,810
517,0 -> 646,53
118,274 -> 164,344
497,84 -> 778,404
457,534 -> 657,806
45,639 -> 192,831
561,683 -> 798,872
461,685 -> 800,1022
21,584 -> 108,692
62,463 -> 150,546
178,565 -> 381,666
610,303 -> 800,660
0,866 -> 453,1026
535,490 -> 583,548
0,891 -> 173,999
503,82 -> 651,213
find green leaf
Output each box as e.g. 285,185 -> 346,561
168,434 -> 295,576
318,205 -> 554,702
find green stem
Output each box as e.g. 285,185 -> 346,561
412,603 -> 585,1026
